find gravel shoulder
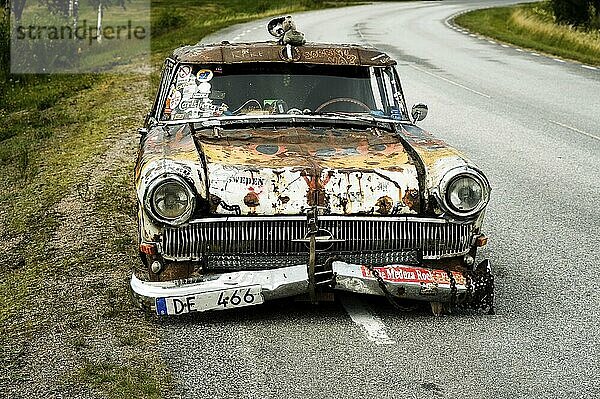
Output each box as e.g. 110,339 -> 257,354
0,75 -> 171,399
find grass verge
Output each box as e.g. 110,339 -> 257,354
454,2 -> 600,66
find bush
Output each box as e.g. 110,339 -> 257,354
153,9 -> 184,37
0,9 -> 9,79
550,0 -> 600,27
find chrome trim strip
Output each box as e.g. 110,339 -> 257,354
188,215 -> 450,224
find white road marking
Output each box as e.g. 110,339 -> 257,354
530,52 -> 540,56
469,34 -> 477,37
340,295 -> 395,345
553,58 -> 566,63
488,40 -> 496,44
356,26 -> 375,47
515,48 -> 524,52
409,64 -> 491,98
582,65 -> 598,70
501,44 -> 509,48
550,120 -> 600,142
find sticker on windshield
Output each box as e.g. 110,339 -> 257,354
196,69 -> 213,82
178,65 -> 192,79
169,91 -> 182,109
198,82 -> 211,93
182,84 -> 197,98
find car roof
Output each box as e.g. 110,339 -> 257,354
171,41 -> 396,67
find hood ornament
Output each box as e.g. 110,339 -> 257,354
268,16 -> 306,46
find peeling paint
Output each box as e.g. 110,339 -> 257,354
195,126 -> 420,216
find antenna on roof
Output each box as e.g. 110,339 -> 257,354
267,16 -> 306,46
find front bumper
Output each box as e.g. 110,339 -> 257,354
131,264 -> 309,313
131,260 -> 492,315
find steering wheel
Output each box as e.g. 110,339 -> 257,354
287,108 -> 303,115
315,97 -> 371,113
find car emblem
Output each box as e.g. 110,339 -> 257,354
291,228 -> 344,251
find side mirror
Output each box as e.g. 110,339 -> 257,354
411,103 -> 428,123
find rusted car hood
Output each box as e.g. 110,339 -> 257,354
195,126 -> 421,216
135,122 -> 471,224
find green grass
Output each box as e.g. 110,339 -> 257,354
454,2 -> 600,66
0,72 -> 143,327
77,360 -> 164,399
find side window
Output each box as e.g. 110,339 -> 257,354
151,59 -> 176,120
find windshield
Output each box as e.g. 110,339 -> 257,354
160,63 -> 407,121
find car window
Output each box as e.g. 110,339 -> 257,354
160,63 -> 405,121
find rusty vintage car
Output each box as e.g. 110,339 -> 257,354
131,19 -> 494,316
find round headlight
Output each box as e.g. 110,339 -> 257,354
146,176 -> 195,225
447,175 -> 483,212
436,167 -> 490,219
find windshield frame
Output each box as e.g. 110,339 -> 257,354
153,60 -> 410,123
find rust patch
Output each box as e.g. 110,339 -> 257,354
209,194 -> 222,213
403,188 -> 420,212
375,195 -> 393,215
157,262 -> 193,282
197,127 -> 412,170
243,190 -> 260,207
302,170 -> 333,206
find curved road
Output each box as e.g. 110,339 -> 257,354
161,1 -> 600,398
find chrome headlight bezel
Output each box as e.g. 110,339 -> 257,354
434,167 -> 490,219
144,174 -> 196,226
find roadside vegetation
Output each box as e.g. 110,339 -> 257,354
455,1 -> 600,66
0,0 -> 365,397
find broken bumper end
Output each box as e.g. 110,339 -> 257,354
332,260 -> 493,306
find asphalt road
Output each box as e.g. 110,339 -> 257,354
160,1 -> 600,398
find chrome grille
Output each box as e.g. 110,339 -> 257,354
161,216 -> 474,261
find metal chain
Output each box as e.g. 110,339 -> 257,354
446,270 -> 457,309
464,272 -> 473,306
364,264 -> 417,312
459,267 -> 495,315
364,263 -> 494,315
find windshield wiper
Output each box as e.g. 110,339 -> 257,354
191,113 -> 396,132
304,111 -> 396,130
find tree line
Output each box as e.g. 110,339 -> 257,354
551,0 -> 600,28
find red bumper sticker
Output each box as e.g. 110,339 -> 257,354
361,265 -> 465,286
